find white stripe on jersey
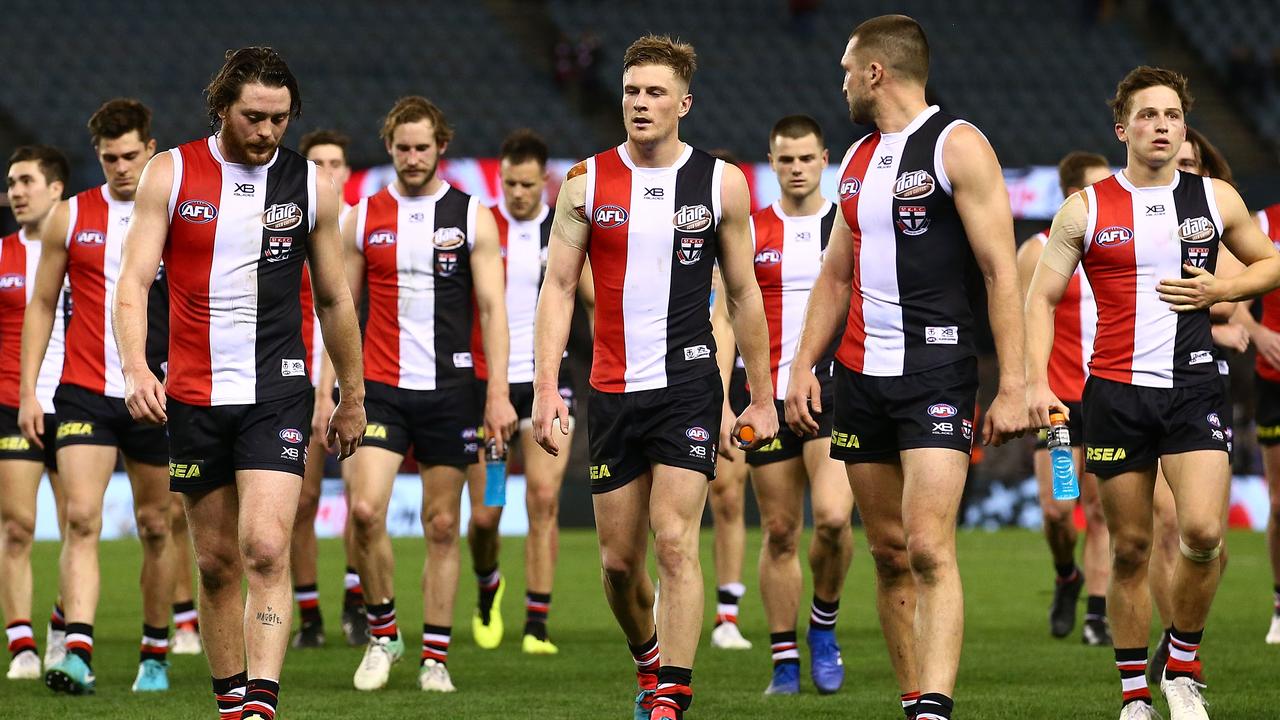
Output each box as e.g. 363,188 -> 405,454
393,185 -> 442,391
100,188 -> 130,397
500,202 -> 549,384
774,202 -> 831,400
21,231 -> 65,408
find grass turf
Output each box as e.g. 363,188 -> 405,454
5,529 -> 1277,718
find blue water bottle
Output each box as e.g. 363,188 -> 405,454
483,438 -> 507,507
1048,410 -> 1079,500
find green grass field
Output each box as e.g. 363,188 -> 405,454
6,529 -> 1277,718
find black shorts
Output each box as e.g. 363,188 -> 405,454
1034,400 -> 1085,450
746,370 -> 835,467
479,380 -> 576,425
0,406 -> 57,470
1256,377 -> 1280,446
1081,376 -> 1230,478
829,358 -> 978,463
362,380 -> 480,466
53,383 -> 167,465
587,372 -> 723,494
727,364 -> 749,416
167,390 -> 314,493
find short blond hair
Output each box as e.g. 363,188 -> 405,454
380,96 -> 454,146
623,35 -> 697,89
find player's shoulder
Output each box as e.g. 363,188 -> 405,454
565,160 -> 588,181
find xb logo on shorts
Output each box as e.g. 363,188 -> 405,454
169,461 -> 202,479
589,464 -> 612,480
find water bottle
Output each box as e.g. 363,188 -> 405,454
1047,410 -> 1079,500
483,438 -> 507,507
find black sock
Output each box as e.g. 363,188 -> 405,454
242,677 -> 280,719
475,565 -> 501,623
654,666 -> 693,715
1055,562 -> 1078,581
173,600 -> 198,629
1086,595 -> 1107,620
294,583 -> 322,625
915,692 -> 954,719
140,624 -> 169,664
421,624 -> 451,666
809,595 -> 839,632
65,622 -> 93,666
49,604 -> 66,633
212,671 -> 248,720
769,630 -> 800,668
524,592 -> 550,640
344,567 -> 364,609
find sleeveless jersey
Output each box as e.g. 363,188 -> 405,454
1082,171 -> 1222,388
356,182 -> 480,391
1030,229 -> 1096,403
164,135 -> 316,406
473,202 -> 552,383
835,106 -> 978,377
750,200 -> 839,399
1255,204 -> 1280,382
584,143 -> 724,392
0,230 -> 66,408
297,203 -> 351,386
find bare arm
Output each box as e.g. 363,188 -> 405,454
578,257 -> 596,335
710,266 -> 740,457
1025,193 -> 1085,428
314,205 -> 365,401
18,201 -> 71,442
471,203 -> 518,452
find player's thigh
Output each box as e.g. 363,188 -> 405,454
804,437 -> 853,520
710,450 -> 748,506
649,463 -> 710,542
592,472 -> 652,566
123,454 -> 170,512
55,444 -> 117,507
899,447 -> 968,540
419,464 -> 467,529
348,446 -> 405,514
1096,467 -> 1158,538
1265,444 -> 1280,507
235,468 -> 304,546
750,456 -> 806,534
1159,449 -> 1231,539
0,459 -> 45,524
521,428 -> 569,508
181,484 -> 241,567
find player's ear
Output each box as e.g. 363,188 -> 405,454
1114,122 -> 1127,144
438,140 -> 449,157
678,92 -> 692,119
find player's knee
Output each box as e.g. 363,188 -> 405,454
1110,534 -> 1152,576
424,509 -> 459,546
469,507 -> 501,534
709,480 -> 741,509
1041,501 -> 1073,527
240,534 -> 290,578
196,549 -> 241,592
134,506 -> 171,546
1,514 -> 35,552
349,498 -> 386,535
905,536 -> 953,585
812,508 -> 851,542
762,517 -> 800,559
1178,522 -> 1223,562
296,486 -> 321,519
653,529 -> 696,575
64,501 -> 103,540
867,540 -> 910,581
526,482 -> 560,520
600,549 -> 643,586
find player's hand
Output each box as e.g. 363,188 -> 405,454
17,394 -> 45,447
1211,322 -> 1250,354
313,389 -> 337,450
123,367 -> 168,425
784,367 -> 822,437
1252,323 -> 1280,370
532,383 -> 571,456
734,399 -> 778,452
1026,380 -> 1066,431
1158,264 -> 1225,312
326,397 -> 365,460
484,391 -> 518,457
983,386 -> 1029,447
717,401 -> 739,460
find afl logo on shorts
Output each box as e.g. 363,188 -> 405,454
1093,226 -> 1133,248
263,202 -> 303,232
594,205 -> 628,228
1206,412 -> 1221,428
76,230 -> 106,245
927,403 -> 958,418
1178,216 -> 1215,243
674,204 -> 713,232
178,199 -> 217,224
368,229 -> 396,246
433,227 -> 466,250
754,248 -> 781,266
892,170 -> 935,200
686,426 -> 710,442
839,177 -> 861,200
279,428 -> 304,444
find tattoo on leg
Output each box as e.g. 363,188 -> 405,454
255,606 -> 284,627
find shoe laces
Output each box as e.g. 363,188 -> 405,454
362,640 -> 389,670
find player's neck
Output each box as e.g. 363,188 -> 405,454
104,184 -> 135,203
778,190 -> 825,217
20,207 -> 55,236
394,176 -> 445,198
625,134 -> 685,168
872,91 -> 930,135
1122,156 -> 1177,188
503,202 -> 540,222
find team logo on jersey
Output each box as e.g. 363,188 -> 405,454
754,248 -> 782,266
1178,216 -> 1215,243
927,403 -> 958,418
925,326 -> 959,345
436,251 -> 458,277
686,426 -> 710,442
264,236 -> 293,262
262,202 -> 303,231
674,204 -> 713,232
1187,246 -> 1210,268
178,199 -> 217,224
594,205 -> 628,228
892,170 -> 935,200
677,237 -> 705,265
367,229 -> 396,246
839,177 -> 862,200
433,227 -> 466,250
281,359 -> 306,377
1189,350 -> 1214,365
279,428 -> 304,444
75,229 -> 106,245
0,274 -> 23,290
1093,226 -> 1133,247
683,344 -> 711,361
896,205 -> 930,236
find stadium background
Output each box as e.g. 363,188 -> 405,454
4,0 -> 1280,537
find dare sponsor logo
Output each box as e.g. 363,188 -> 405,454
1178,216 -> 1215,243
754,248 -> 781,266
839,177 -> 861,200
75,229 -> 106,245
685,426 -> 710,442
1093,226 -> 1133,248
594,205 -> 628,228
178,199 -> 217,224
433,227 -> 466,250
279,428 -> 304,444
0,273 -> 24,290
262,202 -> 303,231
892,170 -> 935,200
673,204 -> 713,232
927,403 -> 958,418
367,229 -> 396,246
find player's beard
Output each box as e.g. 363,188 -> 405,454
222,124 -> 279,165
849,93 -> 875,127
396,160 -> 437,194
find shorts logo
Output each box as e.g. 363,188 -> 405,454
1206,412 -> 1221,428
962,418 -> 973,441
264,236 -> 293,262
931,422 -> 954,435
683,344 -> 711,361
0,435 -> 31,451
0,273 -> 24,290
1087,447 -> 1127,462
689,445 -> 707,458
1186,246 -> 1210,268
589,464 -> 612,480
169,461 -> 202,479
75,230 -> 106,245
896,205 -> 930,236
462,427 -> 478,440
364,424 -> 388,440
1178,216 -> 1216,243
1189,350 -> 1214,366
1259,424 -> 1280,440
1210,429 -> 1224,442
56,421 -> 93,439
925,326 -> 959,345
178,199 -> 217,224
673,204 -> 713,232
927,403 -> 958,418
754,248 -> 781,266
1093,226 -> 1133,247
280,446 -> 300,461
685,427 -> 710,442
677,237 -> 704,265
432,227 -> 466,250
831,430 -> 860,448
368,229 -> 396,246
756,438 -> 782,452
436,251 -> 458,277
452,352 -> 473,368
594,205 -> 628,228
281,359 -> 306,377
279,428 -> 304,444
839,177 -> 861,199
263,202 -> 303,231
892,170 -> 935,200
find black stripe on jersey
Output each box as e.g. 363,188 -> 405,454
1171,171 -> 1220,387
254,148 -> 312,402
664,149 -> 721,386
894,111 -> 977,374
817,203 -> 841,372
432,187 -> 476,388
537,208 -> 553,291
145,265 -> 169,380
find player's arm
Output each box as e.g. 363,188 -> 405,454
1209,247 -> 1249,352
312,204 -> 363,441
1025,193 -> 1086,429
710,267 -> 739,457
945,123 -> 1027,445
1158,179 -> 1280,310
532,162 -> 589,455
17,201 -> 71,443
113,153 -> 172,425
577,257 -> 596,335
306,168 -> 365,459
470,203 -> 518,453
717,164 -> 778,449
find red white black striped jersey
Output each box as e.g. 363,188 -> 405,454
750,200 -> 839,399
1082,171 -> 1222,388
356,183 -> 480,391
164,136 -> 317,406
1255,204 -> 1280,382
472,202 -> 552,383
584,144 -> 725,392
0,230 -> 66,408
1030,230 -> 1096,403
835,106 -> 979,377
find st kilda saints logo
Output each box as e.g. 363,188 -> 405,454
436,251 -> 459,277
1186,246 -> 1210,269
677,238 -> 705,265
264,236 -> 293,263
896,205 -> 930,236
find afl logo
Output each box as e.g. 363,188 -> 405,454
594,205 -> 628,228
927,403 -> 958,418
674,204 -> 713,232
263,202 -> 303,231
279,428 -> 304,444
839,177 -> 861,199
685,426 -> 710,442
367,229 -> 396,246
754,248 -> 781,266
0,273 -> 24,290
892,170 -> 935,200
1206,412 -> 1221,428
1093,226 -> 1133,247
177,199 -> 217,224
75,230 -> 106,245
1178,216 -> 1215,243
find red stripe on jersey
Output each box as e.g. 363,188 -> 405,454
0,233 -> 28,407
588,151 -> 633,392
63,189 -> 110,394
1049,270 -> 1087,401
471,210 -> 511,382
752,210 -> 785,393
362,190 -> 402,387
1258,204 -> 1280,381
834,135 -> 882,373
164,144 -> 222,403
1083,177 -> 1137,385
300,264 -> 317,378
